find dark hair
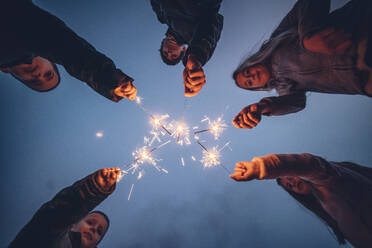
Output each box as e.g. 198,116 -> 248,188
89,210 -> 110,245
277,178 -> 346,245
12,63 -> 61,92
159,39 -> 185,66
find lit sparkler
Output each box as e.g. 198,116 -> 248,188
194,116 -> 227,140
197,141 -> 231,173
168,120 -> 191,145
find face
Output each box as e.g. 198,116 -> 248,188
5,56 -> 59,91
279,177 -> 312,195
71,213 -> 109,248
162,36 -> 186,62
235,65 -> 270,89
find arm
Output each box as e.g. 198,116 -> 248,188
9,168 -> 119,247
231,153 -> 336,183
24,2 -> 135,102
184,13 -> 223,66
259,91 -> 307,116
270,0 -> 330,41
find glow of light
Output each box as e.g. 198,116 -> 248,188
137,170 -> 143,180
181,157 -> 185,166
201,146 -> 221,168
96,131 -> 103,138
168,120 -> 191,146
195,116 -> 228,140
135,96 -> 142,104
191,156 -> 196,161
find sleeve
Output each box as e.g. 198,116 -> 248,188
270,0 -> 331,41
184,13 -> 224,66
258,91 -> 307,116
151,0 -> 166,24
25,2 -> 133,102
8,171 -> 115,248
252,153 -> 337,183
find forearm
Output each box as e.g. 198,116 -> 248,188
185,13 -> 223,66
259,92 -> 306,116
252,153 -> 332,182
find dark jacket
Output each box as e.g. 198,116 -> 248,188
0,0 -> 132,102
253,153 -> 372,248
151,0 -> 223,66
253,0 -> 372,116
8,171 -> 115,248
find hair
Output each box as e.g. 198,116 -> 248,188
89,210 -> 110,245
276,162 -> 372,245
232,28 -> 298,92
159,38 -> 185,66
12,63 -> 61,92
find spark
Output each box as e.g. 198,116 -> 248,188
135,96 -> 142,105
168,120 -> 191,146
95,131 -> 103,138
181,157 -> 185,166
194,116 -> 227,140
116,169 -> 128,182
197,141 -> 231,173
191,156 -> 196,161
128,184 -> 134,201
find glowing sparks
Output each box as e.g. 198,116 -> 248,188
197,141 -> 231,173
95,131 -> 103,138
194,116 -> 227,140
128,184 -> 134,201
168,120 -> 191,146
191,156 -> 196,161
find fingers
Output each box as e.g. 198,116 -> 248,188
230,162 -> 257,181
232,105 -> 261,129
114,82 -> 137,100
183,67 -> 206,97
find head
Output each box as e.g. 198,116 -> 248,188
277,177 -> 346,244
160,34 -> 186,66
233,64 -> 271,90
233,29 -> 297,91
1,56 -> 60,92
71,211 -> 110,248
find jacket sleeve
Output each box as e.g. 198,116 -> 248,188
24,2 -> 133,102
258,91 -> 306,116
252,153 -> 337,184
151,0 -> 166,24
8,171 -> 115,248
270,0 -> 331,41
184,13 -> 224,66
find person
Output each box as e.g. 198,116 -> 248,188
0,0 -> 136,102
151,0 -> 223,97
230,153 -> 372,247
232,0 -> 372,130
9,168 -> 121,248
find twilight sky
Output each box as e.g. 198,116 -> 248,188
1,0 -> 371,247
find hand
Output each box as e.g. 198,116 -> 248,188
95,168 -> 121,192
232,103 -> 262,129
114,80 -> 137,100
230,161 -> 259,181
303,27 -> 353,55
183,54 -> 206,97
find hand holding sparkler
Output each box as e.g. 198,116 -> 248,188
95,167 -> 122,192
232,103 -> 268,129
183,54 -> 206,97
230,162 -> 259,181
113,73 -> 137,100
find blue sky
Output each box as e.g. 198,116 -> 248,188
1,0 -> 371,247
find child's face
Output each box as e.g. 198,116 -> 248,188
71,213 -> 108,248
279,177 -> 312,195
235,65 -> 270,90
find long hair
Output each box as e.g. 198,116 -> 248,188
232,28 -> 298,92
277,162 -> 372,245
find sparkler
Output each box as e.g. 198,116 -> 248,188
168,120 -> 191,146
197,141 -> 231,174
194,116 -> 227,140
